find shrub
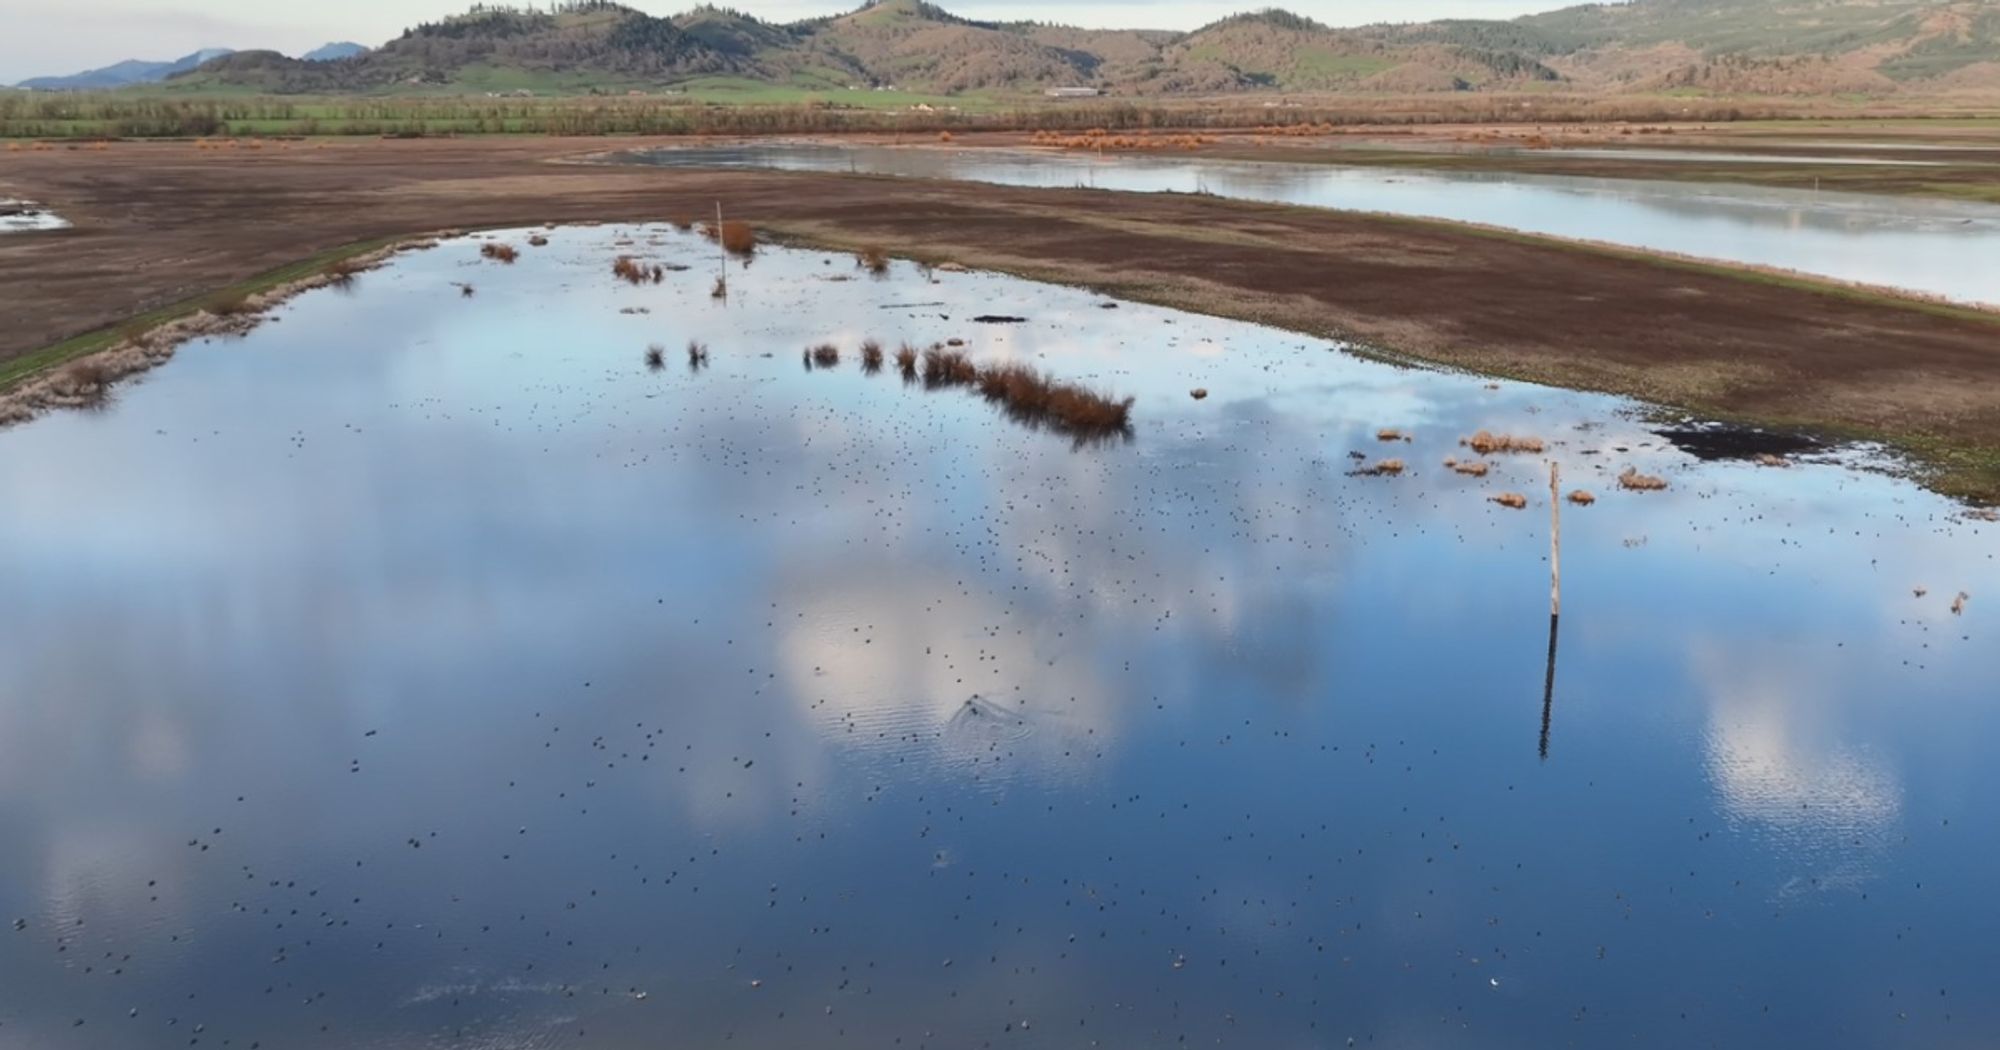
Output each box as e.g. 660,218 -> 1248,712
1618,467 -> 1668,491
1463,430 -> 1544,455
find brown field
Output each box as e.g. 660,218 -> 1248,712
2,135 -> 1998,498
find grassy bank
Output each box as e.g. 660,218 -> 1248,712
0,236 -> 408,392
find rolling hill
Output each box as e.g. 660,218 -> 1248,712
18,49 -> 235,91
58,0 -> 2000,97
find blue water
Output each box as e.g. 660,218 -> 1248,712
615,143 -> 2000,307
0,228 -> 1995,1049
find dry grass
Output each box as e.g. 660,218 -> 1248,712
528,234 -> 550,247
645,344 -> 665,371
1618,467 -> 1669,491
810,342 -> 841,368
1377,428 -> 1412,443
711,276 -> 727,299
858,245 -> 891,277
612,256 -> 664,285
1354,458 -> 1406,476
1952,591 -> 1970,616
1445,458 -> 1491,477
896,342 -> 919,380
206,292 -> 259,318
1568,489 -> 1597,506
1491,492 -> 1529,510
922,346 -> 979,388
703,220 -> 756,257
687,340 -> 709,367
458,282 -> 476,298
49,359 -> 114,405
1756,453 -> 1791,468
938,131 -> 954,143
971,360 -> 1133,438
480,242 -> 519,264
1463,430 -> 1545,455
860,339 -> 884,373
321,258 -> 366,288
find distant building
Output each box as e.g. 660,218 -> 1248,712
1044,87 -> 1101,99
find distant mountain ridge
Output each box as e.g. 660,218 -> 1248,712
302,43 -> 371,63
21,0 -> 2000,96
17,49 -> 235,91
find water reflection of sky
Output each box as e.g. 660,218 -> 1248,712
618,144 -> 2000,306
0,228 -> 1995,1048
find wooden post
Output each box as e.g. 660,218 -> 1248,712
1549,460 -> 1562,619
714,201 -> 727,300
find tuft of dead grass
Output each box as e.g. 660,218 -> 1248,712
1568,489 -> 1597,506
481,242 -> 519,264
1446,458 -> 1491,477
702,220 -> 756,257
711,276 -> 727,299
971,360 -> 1133,438
858,246 -> 891,277
1756,453 -> 1791,468
810,343 -> 841,368
1353,458 -> 1405,477
687,340 -> 709,367
1190,388 -> 1209,400
921,346 -> 979,388
612,256 -> 665,285
1377,428 -> 1412,443
895,342 -> 919,380
1618,467 -> 1669,491
1491,492 -> 1529,510
1952,591 -> 1971,616
860,339 -> 884,373
528,234 -> 550,247
645,344 -> 666,370
1463,430 -> 1545,455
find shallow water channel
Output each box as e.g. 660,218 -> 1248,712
0,228 -> 1995,1048
616,143 -> 2000,307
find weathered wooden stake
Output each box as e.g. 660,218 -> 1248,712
714,200 -> 727,300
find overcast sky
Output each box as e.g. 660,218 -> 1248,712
1,0 -> 1581,83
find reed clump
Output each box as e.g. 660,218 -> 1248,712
921,346 -> 979,388
612,256 -> 665,285
860,339 -> 884,373
687,340 -> 709,367
1618,467 -> 1668,491
323,258 -> 365,288
480,242 -> 519,264
645,344 -> 666,370
1445,458 -> 1490,477
711,276 -> 727,299
1491,492 -> 1529,510
858,246 -> 891,276
1463,430 -> 1544,455
1354,459 -> 1406,477
50,359 -> 115,405
1568,489 -> 1597,506
1377,428 -> 1412,443
971,361 -> 1133,437
895,342 -> 919,380
702,220 -> 756,257
1952,592 -> 1971,616
206,293 -> 259,318
810,343 -> 841,368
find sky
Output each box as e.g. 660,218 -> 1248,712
0,0 -> 1580,83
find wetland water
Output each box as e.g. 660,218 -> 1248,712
0,200 -> 66,233
1,227 -> 1996,1048
616,144 -> 2000,307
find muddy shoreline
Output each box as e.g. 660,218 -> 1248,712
2,136 -> 1997,498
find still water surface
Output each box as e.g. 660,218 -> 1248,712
1,229 -> 1995,1048
617,143 -> 2000,307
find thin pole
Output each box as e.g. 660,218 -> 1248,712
1541,459 -> 1562,762
715,200 -> 727,299
1549,460 -> 1562,619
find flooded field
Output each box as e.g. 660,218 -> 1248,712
616,144 -> 2000,307
1,227 -> 1996,1049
